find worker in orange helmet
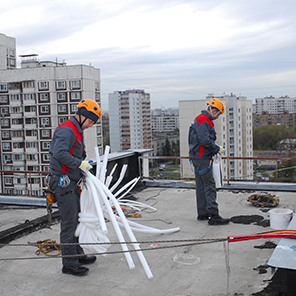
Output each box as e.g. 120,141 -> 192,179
49,99 -> 101,276
188,98 -> 229,225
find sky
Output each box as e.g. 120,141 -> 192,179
1,0 -> 296,112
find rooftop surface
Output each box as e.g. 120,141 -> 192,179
0,184 -> 295,296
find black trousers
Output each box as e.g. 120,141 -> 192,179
50,174 -> 84,267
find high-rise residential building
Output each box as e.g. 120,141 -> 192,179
0,35 -> 102,196
255,95 -> 296,114
0,33 -> 16,70
108,90 -> 152,152
179,93 -> 253,180
151,115 -> 179,133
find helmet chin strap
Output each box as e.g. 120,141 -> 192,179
208,106 -> 221,120
77,112 -> 88,127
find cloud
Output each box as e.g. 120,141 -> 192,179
1,0 -> 296,111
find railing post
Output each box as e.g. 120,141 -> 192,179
142,153 -> 149,178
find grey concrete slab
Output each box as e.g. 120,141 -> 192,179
0,188 -> 294,296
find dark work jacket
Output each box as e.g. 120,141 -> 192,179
188,110 -> 220,161
49,117 -> 86,182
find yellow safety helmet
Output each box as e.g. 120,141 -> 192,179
207,98 -> 224,115
77,99 -> 101,123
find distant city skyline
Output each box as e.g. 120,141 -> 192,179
1,0 -> 295,111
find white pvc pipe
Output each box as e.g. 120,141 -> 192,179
100,145 -> 110,183
119,200 -> 157,212
105,163 -> 118,188
86,172 -> 135,270
115,177 -> 140,199
94,176 -> 153,279
85,177 -> 108,234
109,164 -> 127,193
95,147 -> 101,178
114,215 -> 180,234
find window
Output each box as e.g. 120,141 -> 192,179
3,143 -> 10,150
12,119 -> 22,125
41,105 -> 49,113
5,178 -> 12,185
1,107 -> 8,115
71,92 -> 80,100
3,154 -> 11,161
40,93 -> 48,101
10,94 -> 20,101
23,81 -> 34,88
24,93 -> 35,100
39,81 -> 48,89
42,130 -> 50,137
2,131 -> 10,138
12,130 -> 24,137
13,154 -> 24,160
43,154 -> 51,161
71,104 -> 78,113
26,142 -> 37,149
58,105 -> 67,112
11,106 -> 22,113
42,142 -> 50,149
0,96 -> 8,103
0,84 -> 7,91
1,119 -> 9,127
27,154 -> 38,161
58,93 -> 66,101
58,117 -> 67,124
57,81 -> 66,89
41,118 -> 49,126
70,80 -> 80,89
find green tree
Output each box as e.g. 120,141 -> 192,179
162,138 -> 171,156
253,125 -> 290,150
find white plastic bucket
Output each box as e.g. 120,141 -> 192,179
269,208 -> 293,230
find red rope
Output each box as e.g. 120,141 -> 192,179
228,229 -> 296,242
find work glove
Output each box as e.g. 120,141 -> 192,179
218,146 -> 225,154
79,160 -> 93,173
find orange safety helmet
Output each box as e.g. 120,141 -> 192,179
207,98 -> 224,115
77,99 -> 101,123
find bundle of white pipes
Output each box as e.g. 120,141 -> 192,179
75,146 -> 180,279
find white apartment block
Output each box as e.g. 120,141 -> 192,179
109,90 -> 152,152
151,115 -> 179,133
255,95 -> 296,114
0,33 -> 16,70
179,93 -> 253,181
0,35 -> 102,196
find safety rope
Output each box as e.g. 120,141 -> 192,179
0,238 -> 226,261
28,239 -> 61,257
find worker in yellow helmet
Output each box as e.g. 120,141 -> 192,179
49,99 -> 101,276
188,98 -> 229,226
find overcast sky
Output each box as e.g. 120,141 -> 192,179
1,0 -> 295,111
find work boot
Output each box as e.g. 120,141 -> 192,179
62,265 -> 89,276
197,213 -> 209,221
79,255 -> 97,265
208,214 -> 230,226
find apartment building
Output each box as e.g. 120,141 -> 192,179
0,33 -> 16,70
151,115 -> 179,133
0,36 -> 102,196
108,90 -> 152,152
253,112 -> 296,129
255,95 -> 296,114
179,93 -> 253,180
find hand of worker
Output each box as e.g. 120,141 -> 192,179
218,146 -> 225,154
79,160 -> 93,173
